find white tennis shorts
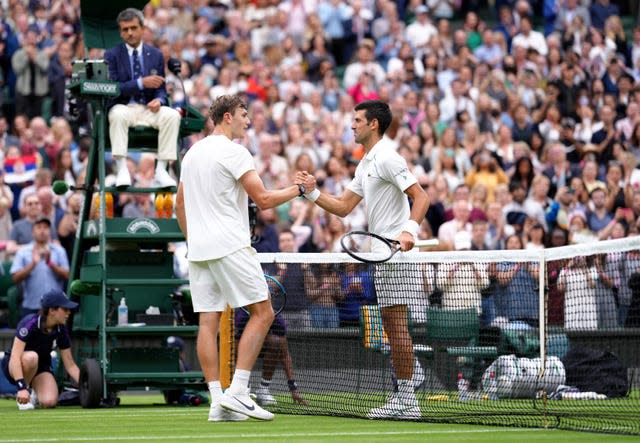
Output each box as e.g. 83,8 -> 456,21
188,247 -> 269,312
374,262 -> 408,308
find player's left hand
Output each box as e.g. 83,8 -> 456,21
291,390 -> 309,406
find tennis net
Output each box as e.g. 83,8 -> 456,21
245,237 -> 640,435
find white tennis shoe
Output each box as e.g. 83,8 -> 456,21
208,402 -> 249,422
220,388 -> 274,421
367,393 -> 421,420
255,384 -> 277,406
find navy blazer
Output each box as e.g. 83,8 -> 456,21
104,43 -> 168,108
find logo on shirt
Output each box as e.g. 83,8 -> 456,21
18,327 -> 28,339
394,167 -> 409,181
126,218 -> 160,234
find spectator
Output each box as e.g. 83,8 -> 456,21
589,0 -> 620,31
494,233 -> 539,326
36,186 -> 63,231
338,262 -> 375,327
10,218 -> 69,318
465,150 -> 509,203
557,255 -> 598,330
7,193 -> 56,256
436,232 -> 489,315
56,193 -> 82,264
554,0 -> 591,35
11,28 -> 50,119
303,262 -> 343,328
587,187 -> 614,234
511,15 -> 548,57
438,198 -> 471,250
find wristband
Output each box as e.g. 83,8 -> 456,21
305,189 -> 320,202
16,379 -> 28,391
287,380 -> 298,391
402,219 -> 420,238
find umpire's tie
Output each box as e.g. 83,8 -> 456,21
132,48 -> 144,104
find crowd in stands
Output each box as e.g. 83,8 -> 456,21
1,0 -> 640,326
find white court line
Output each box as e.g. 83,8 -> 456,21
0,428 -> 548,443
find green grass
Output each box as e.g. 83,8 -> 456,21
0,394 -> 639,443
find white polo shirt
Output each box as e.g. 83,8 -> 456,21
347,139 -> 416,240
180,134 -> 253,261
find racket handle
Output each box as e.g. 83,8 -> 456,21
414,239 -> 439,248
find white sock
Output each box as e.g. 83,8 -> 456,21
207,380 -> 223,404
116,156 -> 127,173
229,369 -> 251,393
156,160 -> 167,172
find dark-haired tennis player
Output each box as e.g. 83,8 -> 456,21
176,94 -> 308,422
298,100 -> 429,419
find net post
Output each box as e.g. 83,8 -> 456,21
219,305 -> 235,389
538,249 -> 547,428
538,249 -> 546,364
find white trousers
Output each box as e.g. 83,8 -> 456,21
108,103 -> 180,161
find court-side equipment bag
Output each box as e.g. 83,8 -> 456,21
482,354 -> 566,399
561,346 -> 629,398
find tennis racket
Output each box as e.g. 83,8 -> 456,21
241,274 -> 287,315
341,231 -> 439,264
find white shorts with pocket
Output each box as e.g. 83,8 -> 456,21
188,247 -> 269,312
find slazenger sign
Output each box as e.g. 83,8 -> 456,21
127,218 -> 160,234
80,81 -> 119,96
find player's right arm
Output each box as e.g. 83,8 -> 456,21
313,188 -> 362,218
240,169 -> 301,210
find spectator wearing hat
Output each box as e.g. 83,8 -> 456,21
200,34 -> 229,73
1,289 -> 79,410
10,217 -> 69,319
405,5 -> 437,51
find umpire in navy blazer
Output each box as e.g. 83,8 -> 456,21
104,7 -> 181,188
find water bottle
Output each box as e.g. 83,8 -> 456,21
486,370 -> 498,400
457,372 -> 469,401
118,298 -> 128,326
